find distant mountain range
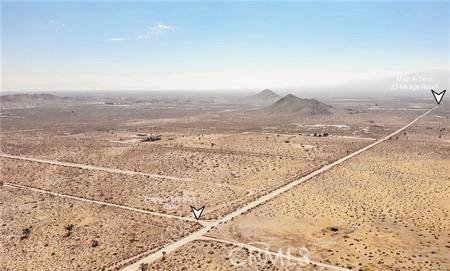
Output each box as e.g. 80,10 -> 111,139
247,89 -> 280,100
259,94 -> 333,115
0,93 -> 62,103
242,89 -> 281,104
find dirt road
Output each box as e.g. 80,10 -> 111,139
0,153 -> 248,191
3,182 -> 204,224
121,106 -> 438,271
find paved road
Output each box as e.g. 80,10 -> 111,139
121,106 -> 438,271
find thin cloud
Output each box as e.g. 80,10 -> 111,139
154,23 -> 174,30
138,22 -> 175,39
31,20 -> 66,30
103,37 -> 126,42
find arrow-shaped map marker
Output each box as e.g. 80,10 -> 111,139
191,206 -> 205,220
431,89 -> 446,105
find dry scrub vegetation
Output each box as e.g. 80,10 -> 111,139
0,188 -> 200,271
0,130 -> 368,190
0,158 -> 246,218
1,96 -> 444,270
148,240 -> 321,271
0,130 -> 370,219
209,116 -> 450,271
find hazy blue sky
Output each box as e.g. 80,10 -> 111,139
1,1 -> 449,91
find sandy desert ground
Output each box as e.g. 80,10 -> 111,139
0,188 -> 200,271
207,109 -> 449,271
148,239 -> 322,271
1,92 -> 448,270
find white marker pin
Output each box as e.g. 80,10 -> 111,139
431,89 -> 446,105
191,206 -> 205,220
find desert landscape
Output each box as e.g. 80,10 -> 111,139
2,1 -> 449,270
1,88 -> 448,270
